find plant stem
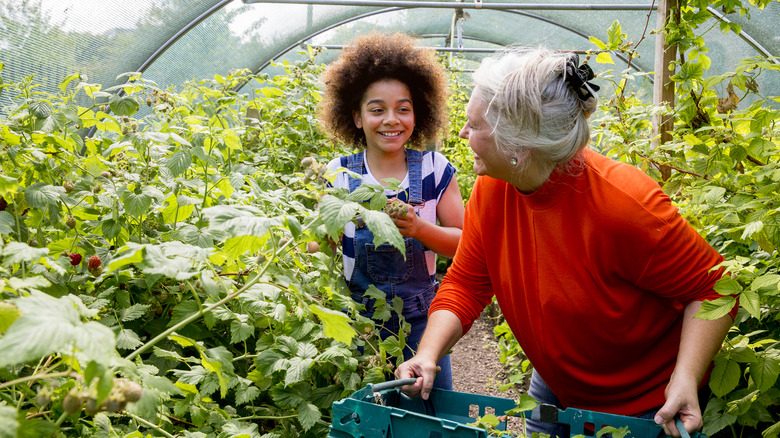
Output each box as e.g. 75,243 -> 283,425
234,414 -> 298,421
126,411 -> 176,438
0,371 -> 72,391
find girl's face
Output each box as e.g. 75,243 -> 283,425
353,79 -> 415,155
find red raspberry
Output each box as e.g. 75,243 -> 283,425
69,253 -> 82,266
88,255 -> 101,270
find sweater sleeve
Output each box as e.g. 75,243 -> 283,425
429,176 -> 496,333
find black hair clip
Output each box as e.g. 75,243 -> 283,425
563,54 -> 600,101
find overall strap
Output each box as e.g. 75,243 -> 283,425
346,151 -> 364,193
406,149 -> 424,205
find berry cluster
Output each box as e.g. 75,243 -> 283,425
383,198 -> 409,218
301,157 -> 326,185
88,255 -> 102,277
59,378 -> 143,415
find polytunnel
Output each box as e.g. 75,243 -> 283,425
2,2 -> 780,438
2,0 -> 779,103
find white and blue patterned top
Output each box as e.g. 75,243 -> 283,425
326,149 -> 457,281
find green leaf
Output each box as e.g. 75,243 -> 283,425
116,328 -> 144,350
310,304 -> 357,345
589,36 -> 607,50
319,195 -> 360,239
738,289 -> 761,319
1,242 -> 48,266
698,296 -> 737,320
230,319 -> 254,344
255,349 -> 284,376
749,356 -> 779,392
140,242 -> 212,280
297,401 -> 321,431
0,403 -> 19,438
15,417 -> 57,438
285,357 -> 313,386
120,304 -> 150,322
741,221 -> 764,240
360,208 -> 404,254
596,52 -> 614,65
0,215 -> 12,241
167,150 -> 192,177
710,355 -> 741,397
606,21 -> 624,49
0,293 -> 115,367
108,244 -> 145,271
713,277 -> 743,296
122,192 -> 152,218
702,398 -> 737,436
28,100 -> 53,118
0,175 -> 19,198
0,302 -> 20,334
750,109 -> 778,132
235,384 -> 260,405
24,183 -> 63,209
109,94 -> 139,116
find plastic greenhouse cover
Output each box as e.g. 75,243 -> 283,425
0,0 -> 778,110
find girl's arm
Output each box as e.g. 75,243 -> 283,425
391,176 -> 464,258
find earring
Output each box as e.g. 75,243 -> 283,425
510,157 -> 518,166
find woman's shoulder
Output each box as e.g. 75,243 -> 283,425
583,149 -> 677,222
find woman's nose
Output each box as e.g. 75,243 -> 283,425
459,124 -> 468,139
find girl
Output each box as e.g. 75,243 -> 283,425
318,32 -> 465,389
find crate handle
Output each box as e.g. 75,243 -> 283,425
369,378 -> 418,392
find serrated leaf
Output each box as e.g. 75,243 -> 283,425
589,36 -> 607,50
230,319 -> 254,344
0,302 -> 20,334
297,401 -> 320,431
0,403 -> 19,438
0,212 -> 14,235
359,208 -> 404,254
271,386 -> 303,409
255,349 -> 283,375
710,355 -> 741,397
116,328 -> 144,350
1,242 -> 48,267
24,183 -> 63,209
120,304 -> 150,322
713,277 -> 743,296
285,357 -> 313,386
749,356 -> 779,392
319,195 -> 360,239
167,150 -> 192,177
109,94 -> 139,116
310,304 -> 357,345
698,296 -> 737,320
236,384 -> 260,405
122,191 -> 152,218
29,100 -> 53,118
739,289 -> 761,319
168,301 -> 201,328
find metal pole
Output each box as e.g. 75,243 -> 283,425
243,0 -> 657,11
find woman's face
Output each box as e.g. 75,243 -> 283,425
353,79 -> 415,155
459,89 -> 507,179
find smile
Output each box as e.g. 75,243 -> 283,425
379,131 -> 403,138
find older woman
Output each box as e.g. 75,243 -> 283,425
395,48 -> 735,437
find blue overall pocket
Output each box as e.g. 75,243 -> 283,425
365,238 -> 415,283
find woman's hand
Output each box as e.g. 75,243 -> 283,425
394,354 -> 439,400
654,372 -> 702,437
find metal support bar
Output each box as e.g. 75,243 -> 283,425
243,0 -> 657,11
309,44 -> 595,54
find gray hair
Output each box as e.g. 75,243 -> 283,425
472,47 -> 597,175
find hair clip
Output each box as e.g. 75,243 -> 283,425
563,55 -> 600,101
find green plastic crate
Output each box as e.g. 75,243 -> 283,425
328,379 -> 707,438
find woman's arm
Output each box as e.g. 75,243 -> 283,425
654,300 -> 733,437
395,309 -> 464,399
391,177 -> 464,258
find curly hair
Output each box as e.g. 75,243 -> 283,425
317,32 -> 449,150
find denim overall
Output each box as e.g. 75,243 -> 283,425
346,150 -> 453,390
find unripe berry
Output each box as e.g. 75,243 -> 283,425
66,216 -> 77,229
88,255 -> 102,270
62,391 -> 82,414
63,181 -> 75,193
306,241 -> 320,254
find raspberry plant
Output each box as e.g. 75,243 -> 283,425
0,57 -> 411,437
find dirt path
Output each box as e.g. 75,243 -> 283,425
449,313 -> 526,435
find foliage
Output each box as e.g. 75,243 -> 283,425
0,55 -> 413,437
588,12 -> 780,438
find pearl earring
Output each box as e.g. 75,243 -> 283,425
510,157 -> 518,166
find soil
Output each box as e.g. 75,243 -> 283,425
449,312 -> 526,435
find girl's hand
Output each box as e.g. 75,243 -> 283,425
655,372 -> 702,437
386,199 -> 420,238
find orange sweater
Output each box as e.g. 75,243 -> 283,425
432,149 -> 729,415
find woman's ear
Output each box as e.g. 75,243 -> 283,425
352,110 -> 362,129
